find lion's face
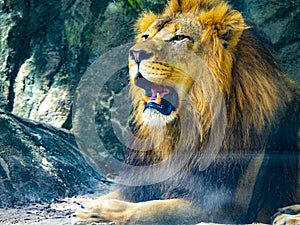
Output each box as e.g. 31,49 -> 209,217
129,0 -> 245,128
129,15 -> 206,127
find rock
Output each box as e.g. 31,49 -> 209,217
72,43 -> 133,174
0,0 -> 113,128
235,0 -> 300,85
279,42 -> 300,86
0,4 -> 20,110
0,109 -> 106,207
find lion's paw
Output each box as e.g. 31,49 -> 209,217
272,205 -> 300,225
71,199 -> 134,225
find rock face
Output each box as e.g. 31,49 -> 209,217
235,0 -> 300,85
0,0 -> 299,207
0,0 -> 113,128
0,109 -> 105,207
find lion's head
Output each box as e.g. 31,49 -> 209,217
128,0 -> 291,159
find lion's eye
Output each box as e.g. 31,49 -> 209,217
170,34 -> 191,43
141,34 -> 149,41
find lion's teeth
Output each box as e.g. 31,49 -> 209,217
156,93 -> 161,105
143,94 -> 162,105
143,96 -> 150,102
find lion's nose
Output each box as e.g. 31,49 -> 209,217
129,49 -> 153,63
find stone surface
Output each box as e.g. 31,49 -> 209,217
0,109 -> 106,207
233,0 -> 300,85
0,0 -> 113,128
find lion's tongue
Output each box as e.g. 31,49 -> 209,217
150,85 -> 170,104
143,84 -> 176,115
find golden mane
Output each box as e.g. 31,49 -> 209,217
132,0 -> 298,153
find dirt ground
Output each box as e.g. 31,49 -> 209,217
0,195 -> 268,225
0,196 -> 87,225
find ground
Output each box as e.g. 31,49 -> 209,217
0,193 -> 268,225
0,196 -> 82,225
0,195 -> 113,225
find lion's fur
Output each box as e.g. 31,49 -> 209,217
123,0 -> 300,223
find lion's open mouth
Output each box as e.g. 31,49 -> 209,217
135,73 -> 178,115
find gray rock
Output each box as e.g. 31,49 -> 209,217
0,0 -> 113,128
238,0 -> 300,85
0,6 -> 20,109
279,42 -> 300,85
0,109 -> 106,207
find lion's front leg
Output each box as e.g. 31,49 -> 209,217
73,198 -> 135,224
73,196 -> 195,225
72,190 -> 124,224
272,205 -> 300,225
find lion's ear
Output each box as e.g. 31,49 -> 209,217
200,3 -> 246,49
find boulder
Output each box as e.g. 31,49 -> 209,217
0,109 -> 105,207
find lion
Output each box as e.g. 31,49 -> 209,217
73,0 -> 300,224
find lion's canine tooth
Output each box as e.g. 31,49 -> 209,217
157,93 -> 161,105
143,96 -> 150,102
